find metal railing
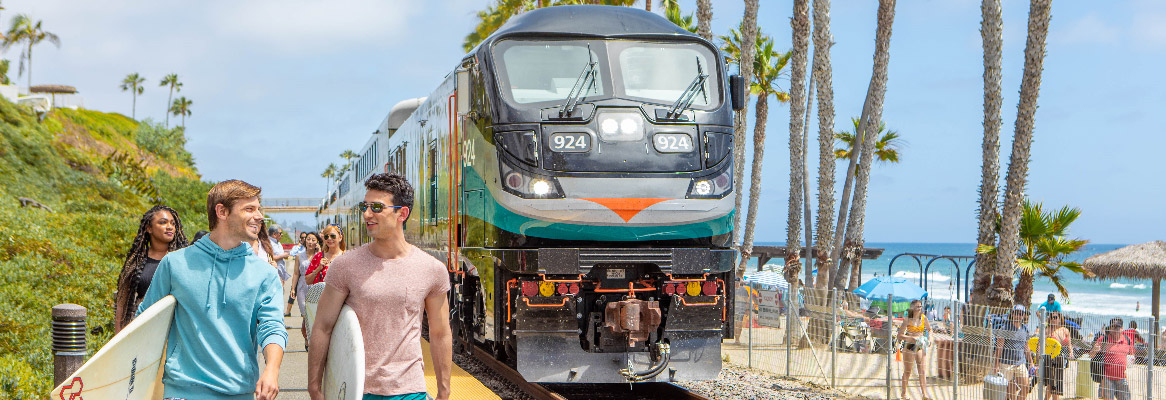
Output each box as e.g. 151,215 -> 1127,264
728,285 -> 1162,400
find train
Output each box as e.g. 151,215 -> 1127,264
316,5 -> 743,384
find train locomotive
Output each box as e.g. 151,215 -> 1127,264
317,5 -> 744,383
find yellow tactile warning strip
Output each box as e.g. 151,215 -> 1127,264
421,339 -> 502,400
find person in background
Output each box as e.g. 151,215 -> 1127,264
191,230 -> 209,244
994,305 -> 1034,400
252,221 -> 277,267
897,299 -> 931,400
268,226 -> 291,281
292,232 -> 321,342
135,179 -> 286,399
1037,293 -> 1062,314
114,205 -> 189,332
306,225 -> 344,284
285,231 -> 309,317
1044,312 -> 1073,400
1123,320 -> 1146,346
1091,320 -> 1135,400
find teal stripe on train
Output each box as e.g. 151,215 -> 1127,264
462,166 -> 733,242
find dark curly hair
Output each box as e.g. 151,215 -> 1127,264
365,173 -> 413,209
115,205 -> 188,332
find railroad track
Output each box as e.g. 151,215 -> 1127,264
467,345 -> 710,400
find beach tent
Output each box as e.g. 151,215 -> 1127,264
743,270 -> 789,291
1083,241 -> 1166,345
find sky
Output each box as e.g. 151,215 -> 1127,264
5,0 -> 1163,245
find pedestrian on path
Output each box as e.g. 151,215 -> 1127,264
897,299 -> 931,400
114,205 -> 188,333
1044,312 -> 1073,400
286,231 -> 313,317
308,173 -> 452,400
293,231 -> 321,341
136,179 -> 287,400
306,224 -> 344,284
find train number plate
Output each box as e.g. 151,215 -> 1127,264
606,269 -> 626,279
653,133 -> 694,153
550,132 -> 591,152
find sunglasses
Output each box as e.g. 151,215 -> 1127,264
324,234 -> 339,240
358,201 -> 404,214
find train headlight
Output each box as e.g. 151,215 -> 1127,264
597,111 -> 643,141
498,160 -> 564,199
686,167 -> 733,199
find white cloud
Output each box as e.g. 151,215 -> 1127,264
1054,14 -> 1120,46
1131,14 -> 1166,50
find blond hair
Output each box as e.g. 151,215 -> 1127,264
320,225 -> 346,250
206,179 -> 261,230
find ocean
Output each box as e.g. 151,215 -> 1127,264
749,242 -> 1153,320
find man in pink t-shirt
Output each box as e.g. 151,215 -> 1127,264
308,174 -> 452,400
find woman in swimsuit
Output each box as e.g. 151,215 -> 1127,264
897,299 -> 931,399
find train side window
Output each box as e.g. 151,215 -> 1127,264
428,142 -> 437,224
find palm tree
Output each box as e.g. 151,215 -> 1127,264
986,0 -> 1053,308
976,200 -> 1090,306
339,149 -> 359,175
120,73 -> 146,120
729,0 -> 758,278
969,0 -> 1005,307
0,59 -> 10,85
321,163 -> 338,191
810,0 -> 837,289
159,74 -> 183,128
738,37 -> 792,275
169,97 -> 192,128
696,0 -> 712,41
662,0 -> 696,33
784,0 -> 811,289
830,0 -> 898,292
833,118 -> 903,162
2,14 -> 59,88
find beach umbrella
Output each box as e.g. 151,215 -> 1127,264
853,276 -> 928,302
743,270 -> 789,290
1083,241 -> 1166,341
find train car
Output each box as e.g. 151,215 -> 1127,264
318,5 -> 744,384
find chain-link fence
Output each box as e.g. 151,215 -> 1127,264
727,284 -> 1163,400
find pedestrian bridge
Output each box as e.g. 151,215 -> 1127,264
261,198 -> 321,213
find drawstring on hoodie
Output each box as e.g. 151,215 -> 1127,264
197,237 -> 247,308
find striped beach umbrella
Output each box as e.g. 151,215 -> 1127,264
743,270 -> 789,290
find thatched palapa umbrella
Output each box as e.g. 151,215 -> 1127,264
1083,240 -> 1166,330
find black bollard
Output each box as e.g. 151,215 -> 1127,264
51,304 -> 87,386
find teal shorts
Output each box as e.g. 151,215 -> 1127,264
363,393 -> 429,400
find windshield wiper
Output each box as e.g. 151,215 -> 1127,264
560,45 -> 598,118
666,56 -> 708,119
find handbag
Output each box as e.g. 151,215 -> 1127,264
916,319 -> 932,351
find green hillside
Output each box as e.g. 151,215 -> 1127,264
0,99 -> 212,398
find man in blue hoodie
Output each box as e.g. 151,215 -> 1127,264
137,179 -> 287,400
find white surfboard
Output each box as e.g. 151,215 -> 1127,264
304,282 -> 365,400
52,295 -> 176,400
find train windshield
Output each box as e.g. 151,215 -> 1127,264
493,39 -> 720,109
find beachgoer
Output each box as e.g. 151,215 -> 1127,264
1037,293 -> 1062,314
1044,312 -> 1074,400
285,231 -> 310,317
897,299 -> 931,400
308,173 -> 452,400
114,205 -> 189,333
293,232 -> 321,339
1090,320 -> 1135,400
994,305 -> 1034,400
306,224 -> 344,284
136,179 -> 287,399
1123,320 -> 1146,346
252,220 -> 276,266
268,225 -> 291,281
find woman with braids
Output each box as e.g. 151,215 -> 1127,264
306,225 -> 344,284
114,205 -> 189,332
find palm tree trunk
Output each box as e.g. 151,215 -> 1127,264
1013,271 -> 1035,307
970,0 -> 1005,307
739,94 -> 769,274
732,0 -> 759,278
784,0 -> 811,289
166,88 -> 174,128
833,0 -> 897,291
645,0 -> 651,11
696,0 -> 713,41
811,0 -> 837,289
802,56 -> 817,288
992,0 -> 1052,307
26,44 -> 32,88
132,89 -> 137,120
